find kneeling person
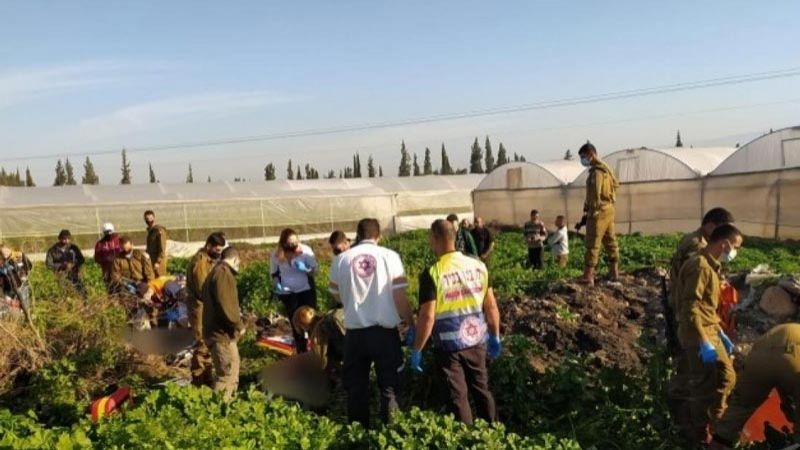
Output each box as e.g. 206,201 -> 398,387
293,306 -> 346,379
410,219 -> 502,425
711,323 -> 800,449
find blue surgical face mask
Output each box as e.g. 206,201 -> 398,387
580,157 -> 591,167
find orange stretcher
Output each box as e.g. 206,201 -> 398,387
256,335 -> 296,356
741,389 -> 794,443
90,386 -> 133,422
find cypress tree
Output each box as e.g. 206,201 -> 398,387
287,160 -> 294,180
440,143 -> 454,175
148,163 -> 157,183
676,130 -> 683,147
423,147 -> 433,175
53,159 -> 67,186
367,156 -> 376,178
25,167 -> 35,187
120,149 -> 132,184
564,149 -> 573,161
379,166 -> 384,177
496,142 -> 509,166
398,141 -> 411,177
413,153 -> 420,176
264,163 -> 276,181
296,166 -> 302,180
469,138 -> 483,174
484,136 -> 495,172
186,164 -> 194,183
65,158 -> 77,185
82,157 -> 100,184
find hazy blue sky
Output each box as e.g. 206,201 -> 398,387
1,1 -> 798,184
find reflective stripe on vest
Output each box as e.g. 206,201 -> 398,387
430,252 -> 489,352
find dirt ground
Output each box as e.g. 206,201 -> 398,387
500,269 -> 666,373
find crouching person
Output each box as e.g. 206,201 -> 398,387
202,246 -> 244,400
410,219 -> 502,425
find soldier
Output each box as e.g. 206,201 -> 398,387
45,229 -> 86,295
676,224 -> 743,445
186,232 -> 226,386
410,219 -> 502,425
666,208 -> 734,432
110,236 -> 154,293
710,324 -> 800,449
203,246 -> 245,400
292,306 -> 346,380
576,142 -> 620,286
144,210 -> 168,277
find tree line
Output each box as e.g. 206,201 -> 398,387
0,137 -> 527,187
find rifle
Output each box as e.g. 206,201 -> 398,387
574,215 -> 588,232
661,275 -> 679,356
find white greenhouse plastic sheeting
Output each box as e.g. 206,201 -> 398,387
0,176 -> 482,244
571,146 -> 735,186
711,126 -> 800,176
474,127 -> 800,239
475,160 -> 585,190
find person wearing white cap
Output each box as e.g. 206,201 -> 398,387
94,222 -> 121,283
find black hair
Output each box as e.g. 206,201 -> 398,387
356,218 -> 381,240
329,230 -> 348,245
445,213 -> 458,222
702,207 -> 734,226
709,224 -> 742,244
578,141 -> 596,156
143,210 -> 155,217
58,229 -> 71,239
531,209 -> 539,216
205,232 -> 226,247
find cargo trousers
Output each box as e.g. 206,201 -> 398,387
188,299 -> 213,386
684,326 -> 736,442
715,334 -> 800,444
209,335 -> 240,401
584,204 -> 619,270
435,344 -> 497,425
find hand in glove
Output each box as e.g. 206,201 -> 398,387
165,308 -> 180,322
405,326 -> 416,347
718,330 -> 735,355
274,283 -> 290,294
487,335 -> 502,360
699,341 -> 718,364
292,259 -> 312,273
410,350 -> 423,373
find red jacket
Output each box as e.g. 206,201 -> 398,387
94,233 -> 121,279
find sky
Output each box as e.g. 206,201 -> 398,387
1,1 -> 799,184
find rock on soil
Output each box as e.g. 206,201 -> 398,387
500,269 -> 664,373
758,286 -> 797,320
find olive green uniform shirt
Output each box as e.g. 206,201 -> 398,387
584,158 -> 619,216
677,252 -> 722,348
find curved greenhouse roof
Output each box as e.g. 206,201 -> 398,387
475,161 -> 585,191
572,146 -> 735,186
0,175 -> 484,207
711,126 -> 800,176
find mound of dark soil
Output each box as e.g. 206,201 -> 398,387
500,269 -> 665,373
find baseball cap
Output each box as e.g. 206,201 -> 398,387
102,223 -> 115,233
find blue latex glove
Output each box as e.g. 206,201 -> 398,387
292,259 -> 311,273
405,326 -> 416,347
274,282 -> 290,294
718,330 -> 735,355
410,350 -> 423,373
699,341 -> 718,364
487,335 -> 502,360
126,283 -> 138,294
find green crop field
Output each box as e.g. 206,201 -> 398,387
1,230 -> 799,449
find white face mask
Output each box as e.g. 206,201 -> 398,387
580,157 -> 591,167
720,248 -> 737,263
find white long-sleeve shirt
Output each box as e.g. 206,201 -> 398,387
270,243 -> 317,293
547,226 -> 569,256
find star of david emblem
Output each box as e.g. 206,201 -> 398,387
352,254 -> 378,278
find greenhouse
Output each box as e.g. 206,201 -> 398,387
0,175 -> 483,252
472,160 -> 584,227
473,131 -> 800,239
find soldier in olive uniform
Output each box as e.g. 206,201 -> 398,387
666,208 -> 734,432
144,210 -> 168,277
576,142 -> 620,286
676,224 -> 743,445
202,246 -> 244,400
711,323 -> 800,449
110,236 -> 154,293
185,232 -> 226,386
